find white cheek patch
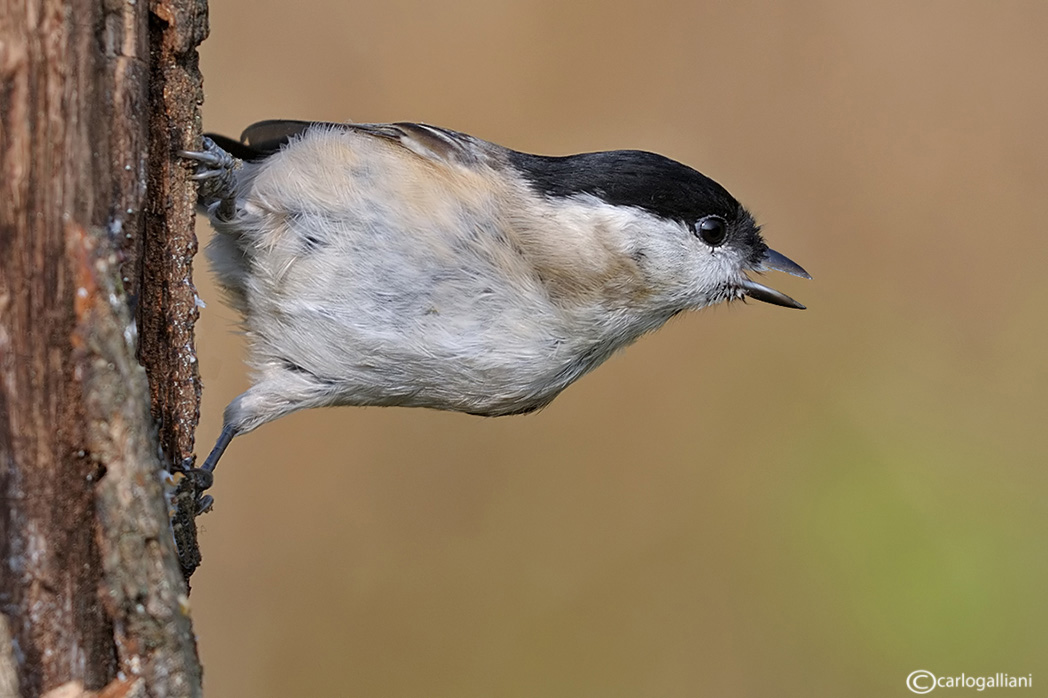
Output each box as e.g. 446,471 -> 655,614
538,195 -> 753,311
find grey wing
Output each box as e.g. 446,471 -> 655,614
238,119 -> 492,167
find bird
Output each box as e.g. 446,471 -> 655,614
181,119 -> 809,501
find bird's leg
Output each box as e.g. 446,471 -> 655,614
182,424 -> 238,513
201,424 -> 237,475
180,136 -> 240,221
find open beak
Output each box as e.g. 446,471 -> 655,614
740,248 -> 811,310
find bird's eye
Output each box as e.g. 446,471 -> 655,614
695,216 -> 728,247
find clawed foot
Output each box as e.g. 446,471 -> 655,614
179,457 -> 217,514
181,425 -> 238,515
180,136 -> 240,220
196,494 -> 214,514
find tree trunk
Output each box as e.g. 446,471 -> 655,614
0,0 -> 209,694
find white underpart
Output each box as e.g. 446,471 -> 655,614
206,127 -> 751,433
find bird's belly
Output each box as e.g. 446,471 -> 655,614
238,182 -> 623,415
281,307 -> 589,415
251,256 -> 599,416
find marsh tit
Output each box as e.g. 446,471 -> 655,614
182,120 -> 809,499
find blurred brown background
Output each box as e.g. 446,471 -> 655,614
190,1 -> 1048,695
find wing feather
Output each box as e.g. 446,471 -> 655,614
230,119 -> 488,168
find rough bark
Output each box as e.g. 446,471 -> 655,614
0,0 -> 209,694
140,0 -> 211,582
